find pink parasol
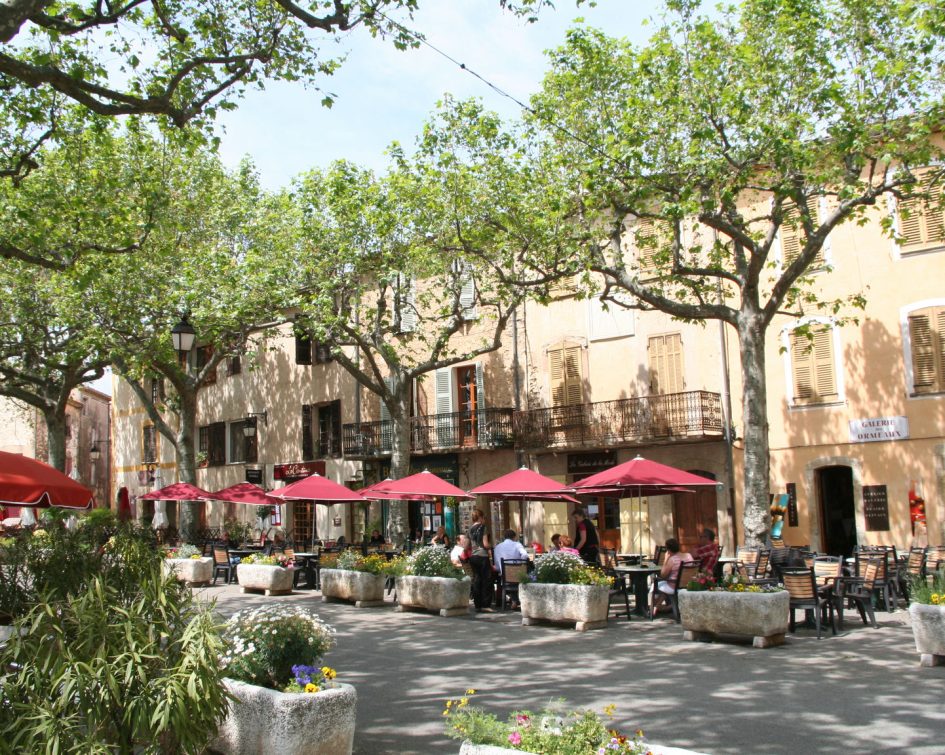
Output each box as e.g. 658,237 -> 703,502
569,455 -> 718,496
358,478 -> 432,501
270,473 -> 365,502
203,482 -> 281,506
468,467 -> 580,503
0,450 -> 94,509
365,470 -> 472,500
138,482 -> 213,500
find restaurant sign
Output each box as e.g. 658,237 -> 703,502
273,460 -> 325,481
849,416 -> 909,444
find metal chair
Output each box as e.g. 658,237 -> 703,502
499,559 -> 529,610
212,546 -> 235,585
836,558 -> 879,629
782,567 -> 836,639
599,549 -> 631,621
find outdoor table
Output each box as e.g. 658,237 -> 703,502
616,553 -> 645,565
615,565 -> 660,616
294,553 -> 321,590
717,556 -> 739,574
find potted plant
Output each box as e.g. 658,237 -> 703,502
211,604 -> 355,755
223,517 -> 254,546
678,573 -> 788,649
162,543 -> 213,587
391,546 -> 471,617
321,551 -> 388,608
519,552 -> 611,631
236,552 -> 295,596
907,572 -> 945,667
442,691 -> 708,755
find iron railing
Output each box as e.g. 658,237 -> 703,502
343,407 -> 516,458
512,390 -> 724,450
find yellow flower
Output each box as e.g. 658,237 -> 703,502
459,697 -> 469,708
304,683 -> 319,693
466,688 -> 476,695
445,700 -> 453,709
603,703 -> 617,718
321,666 -> 337,680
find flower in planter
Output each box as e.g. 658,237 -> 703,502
391,545 -> 464,579
531,551 -> 612,587
284,664 -> 339,694
685,570 -> 717,591
334,550 -> 387,574
240,552 -> 294,568
712,574 -> 783,593
165,543 -> 202,559
907,572 -> 945,605
220,605 -> 335,690
442,691 -> 649,753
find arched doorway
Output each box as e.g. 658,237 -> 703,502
673,470 -> 718,554
816,465 -> 856,556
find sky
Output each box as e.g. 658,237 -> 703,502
214,0 -> 656,190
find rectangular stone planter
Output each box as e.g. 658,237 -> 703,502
395,575 -> 471,617
236,564 -> 294,596
163,557 -> 213,587
678,589 -> 789,648
518,582 -> 609,631
211,678 -> 356,755
460,739 -> 709,754
320,569 -> 386,607
909,603 -> 945,666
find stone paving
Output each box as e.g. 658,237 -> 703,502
196,583 -> 944,754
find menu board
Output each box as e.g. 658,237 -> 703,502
863,485 -> 890,532
786,483 -> 799,527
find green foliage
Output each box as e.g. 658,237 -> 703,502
0,533 -> 228,753
80,507 -> 118,529
908,571 -> 945,605
532,552 -> 611,586
335,550 -> 388,574
223,517 -> 254,545
443,692 -> 648,753
405,545 -> 465,579
220,605 -> 336,689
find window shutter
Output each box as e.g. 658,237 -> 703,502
435,368 -> 455,446
791,331 -> 814,402
781,198 -> 825,267
475,362 -> 487,445
635,218 -> 661,273
549,345 -> 583,406
899,170 -> 945,252
909,307 -> 945,394
648,334 -> 684,394
396,275 -> 417,333
301,404 -> 314,460
459,270 -> 477,320
812,327 -> 837,401
791,325 -> 837,404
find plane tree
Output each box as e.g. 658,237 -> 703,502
526,0 -> 945,544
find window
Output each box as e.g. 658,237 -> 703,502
630,216 -> 671,275
789,325 -> 839,405
301,405 -> 314,460
142,425 -> 156,463
314,341 -> 333,364
149,375 -> 165,404
907,305 -> 945,395
454,261 -> 478,320
198,422 -> 226,466
228,355 -> 241,376
897,169 -> 945,254
549,344 -> 584,406
195,346 -> 216,385
588,293 -> 634,341
648,333 -> 684,394
296,334 -> 312,365
229,421 -> 257,464
780,197 -> 826,269
394,274 -> 417,333
317,401 -> 342,457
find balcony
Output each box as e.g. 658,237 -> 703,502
513,390 -> 724,451
343,407 -> 516,458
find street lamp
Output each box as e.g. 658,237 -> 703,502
243,411 -> 268,438
90,440 -> 109,461
170,316 -> 196,362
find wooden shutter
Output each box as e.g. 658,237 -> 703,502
781,198 -> 825,267
899,170 -> 945,253
435,368 -> 455,446
301,404 -> 314,460
396,275 -> 417,333
549,345 -> 583,406
209,422 -> 226,465
909,307 -> 945,394
648,334 -> 684,394
791,325 -> 838,404
635,218 -> 662,273
459,267 -> 477,320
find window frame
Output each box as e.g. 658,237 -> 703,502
781,319 -> 845,408
891,166 -> 945,258
901,299 -> 945,397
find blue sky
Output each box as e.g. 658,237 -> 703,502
215,0 -> 655,190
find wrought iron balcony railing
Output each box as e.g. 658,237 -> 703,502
343,407 -> 516,458
512,390 -> 724,451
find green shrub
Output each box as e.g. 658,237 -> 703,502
0,541 -> 228,753
908,571 -> 945,605
405,545 -> 464,579
532,552 -> 611,587
223,516 -> 253,545
221,605 -> 336,689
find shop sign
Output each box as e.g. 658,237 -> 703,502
848,416 -> 909,443
273,460 -> 325,481
245,468 -> 263,484
567,451 -> 615,474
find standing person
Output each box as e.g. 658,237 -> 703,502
573,508 -> 600,565
468,509 -> 493,612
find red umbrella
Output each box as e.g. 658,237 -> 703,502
569,455 -> 718,496
0,450 -> 94,509
358,478 -> 433,501
203,482 -> 280,506
138,482 -> 213,500
270,473 -> 365,502
468,467 -> 580,503
366,470 -> 472,500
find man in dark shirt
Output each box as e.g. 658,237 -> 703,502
573,509 -> 599,565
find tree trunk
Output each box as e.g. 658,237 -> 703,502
386,386 -> 412,547
738,315 -> 771,547
43,410 -> 67,472
176,390 -> 199,543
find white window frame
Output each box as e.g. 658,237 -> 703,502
887,162 -> 945,261
900,298 -> 945,399
586,292 -> 635,342
780,317 -> 845,409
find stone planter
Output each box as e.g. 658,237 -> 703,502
519,582 -> 609,631
321,569 -> 387,607
909,603 -> 945,667
395,575 -> 471,617
678,589 -> 789,648
163,557 -> 213,587
459,740 -> 709,755
236,564 -> 294,596
210,678 -> 356,755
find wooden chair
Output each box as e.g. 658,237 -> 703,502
854,547 -> 898,612
924,546 -> 945,574
599,549 -> 631,621
782,567 -> 836,639
499,559 -> 529,610
212,546 -> 235,585
901,547 -> 927,604
651,560 -> 700,622
652,545 -> 668,566
836,558 -> 879,629
770,537 -> 785,548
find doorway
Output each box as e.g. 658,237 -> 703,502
456,365 -> 478,447
816,465 -> 857,557
673,470 -> 718,554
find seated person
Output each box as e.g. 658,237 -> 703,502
558,535 -> 580,555
693,528 -> 720,576
651,537 -> 694,615
450,534 -> 471,568
369,529 -> 385,545
549,533 -> 562,551
430,525 -> 452,548
493,529 -> 528,575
